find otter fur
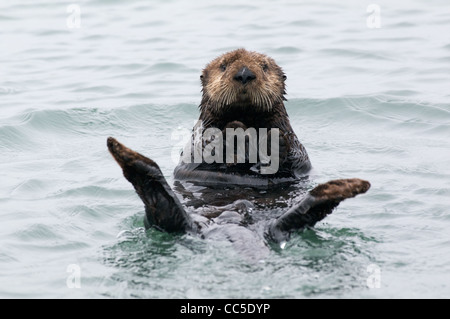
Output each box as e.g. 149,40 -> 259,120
107,49 -> 370,260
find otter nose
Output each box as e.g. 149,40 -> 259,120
234,67 -> 256,84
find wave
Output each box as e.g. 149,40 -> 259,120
287,95 -> 450,135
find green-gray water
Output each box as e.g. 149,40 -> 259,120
1,0 -> 450,298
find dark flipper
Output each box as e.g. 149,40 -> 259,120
107,137 -> 193,233
269,179 -> 371,242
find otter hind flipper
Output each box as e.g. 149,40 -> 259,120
269,179 -> 371,242
107,137 -> 193,233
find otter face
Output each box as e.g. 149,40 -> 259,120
201,49 -> 287,113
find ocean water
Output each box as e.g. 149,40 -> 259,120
1,0 -> 450,299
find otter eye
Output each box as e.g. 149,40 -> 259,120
262,64 -> 269,72
220,64 -> 227,72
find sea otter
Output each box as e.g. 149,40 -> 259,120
108,49 -> 370,260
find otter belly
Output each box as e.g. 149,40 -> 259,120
108,137 -> 370,261
173,163 -> 302,187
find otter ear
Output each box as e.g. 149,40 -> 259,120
200,70 -> 208,83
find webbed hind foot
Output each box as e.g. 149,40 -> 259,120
107,137 -> 193,233
270,179 -> 371,242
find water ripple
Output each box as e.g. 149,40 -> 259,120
2,0 -> 450,299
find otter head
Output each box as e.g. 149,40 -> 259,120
200,49 -> 287,114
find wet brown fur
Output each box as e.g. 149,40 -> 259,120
201,49 -> 286,115
176,49 -> 311,181
310,179 -> 372,203
199,49 -> 289,130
